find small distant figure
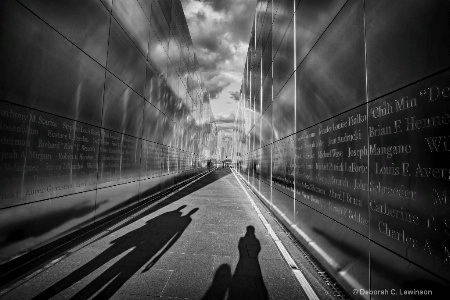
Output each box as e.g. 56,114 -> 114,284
223,156 -> 227,168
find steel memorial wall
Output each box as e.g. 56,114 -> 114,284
234,0 -> 450,298
0,0 -> 213,264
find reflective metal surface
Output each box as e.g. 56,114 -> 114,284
261,30 -> 272,91
113,0 -> 150,57
293,202 -> 370,294
0,191 -> 96,264
273,15 -> 294,98
272,75 -> 295,141
0,102 -> 100,208
102,73 -> 144,138
366,0 -> 450,100
370,240 -> 448,296
0,0 -> 104,126
260,104 -> 273,147
295,105 -> 369,236
368,71 -> 450,281
272,0 -> 293,62
141,140 -> 162,180
150,0 -> 171,53
19,0 -> 110,66
296,0 -> 365,131
234,0 -> 450,295
162,117 -> 175,149
272,135 -> 295,200
107,19 -> 146,96
0,0 -> 212,264
96,181 -> 141,222
147,28 -> 168,75
143,101 -> 165,144
164,88 -> 177,120
260,144 -> 271,186
146,65 -> 167,111
100,0 -> 113,12
295,0 -> 346,67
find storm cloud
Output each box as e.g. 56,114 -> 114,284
229,91 -> 240,101
181,0 -> 256,102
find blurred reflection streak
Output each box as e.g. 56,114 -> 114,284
112,0 -> 150,56
295,0 -> 346,65
296,0 -> 365,130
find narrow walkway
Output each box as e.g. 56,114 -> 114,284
2,168 -> 311,299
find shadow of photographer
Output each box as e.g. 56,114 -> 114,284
203,226 -> 268,300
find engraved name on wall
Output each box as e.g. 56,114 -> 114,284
368,72 -> 450,277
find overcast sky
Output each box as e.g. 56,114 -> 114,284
181,0 -> 257,134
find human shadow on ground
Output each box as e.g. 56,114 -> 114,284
32,206 -> 198,300
202,226 -> 269,300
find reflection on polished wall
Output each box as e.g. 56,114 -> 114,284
0,0 -> 214,264
234,0 -> 450,297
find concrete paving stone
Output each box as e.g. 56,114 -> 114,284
259,258 -> 297,280
209,205 -> 246,211
193,199 -> 233,204
226,275 -> 261,300
48,275 -> 109,299
258,235 -> 278,246
228,258 -> 265,277
179,227 -> 208,237
66,231 -> 112,253
212,255 -> 240,272
1,284 -> 44,300
208,208 -> 250,214
214,241 -> 240,257
217,215 -> 254,223
63,245 -> 133,264
112,295 -> 188,300
148,252 -> 184,270
198,224 -> 245,235
257,244 -> 284,260
216,233 -> 242,245
235,227 -> 269,239
86,234 -> 129,250
161,270 -> 213,299
194,202 -> 224,207
114,269 -> 173,297
200,218 -> 224,224
184,239 -> 219,255
22,261 -> 84,287
8,250 -> 135,299
265,278 -> 309,300
217,219 -> 256,225
164,239 -> 189,254
151,252 -> 215,273
183,230 -> 219,241
56,258 -> 172,299
110,294 -> 155,300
